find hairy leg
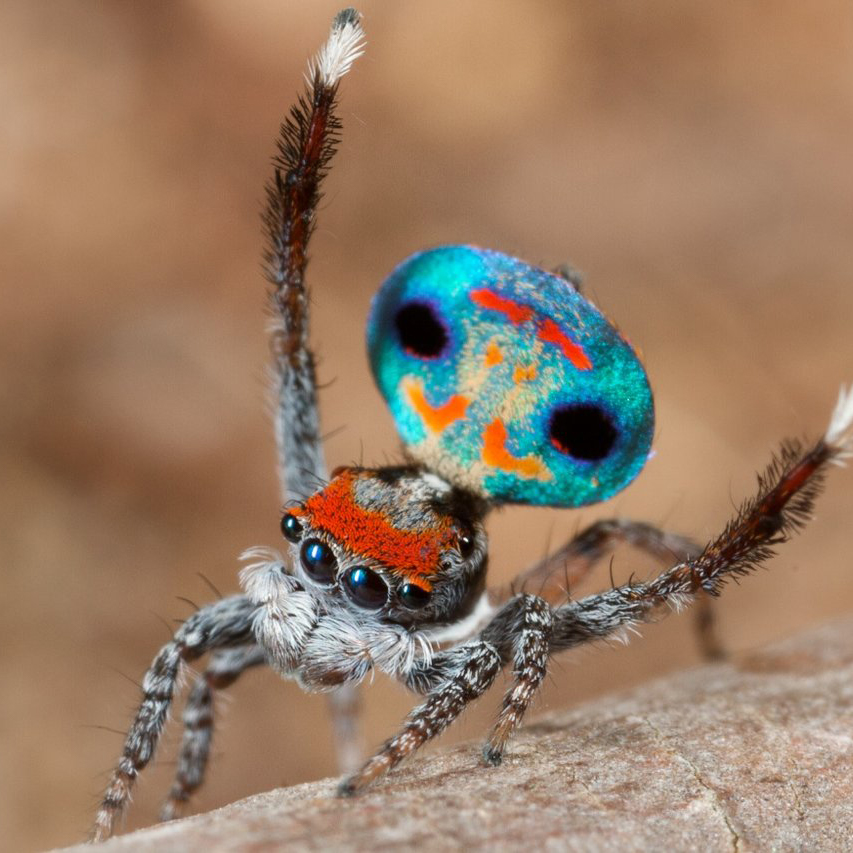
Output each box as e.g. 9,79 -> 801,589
481,594 -> 553,765
501,517 -> 723,659
338,641 -> 503,796
339,596 -> 555,793
263,8 -> 366,770
552,395 -> 853,651
91,596 -> 256,842
159,645 -> 267,822
506,519 -> 700,602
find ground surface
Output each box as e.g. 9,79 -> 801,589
62,617 -> 853,852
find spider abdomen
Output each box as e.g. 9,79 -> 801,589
367,246 -> 655,508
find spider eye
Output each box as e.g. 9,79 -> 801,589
549,404 -> 618,462
394,301 -> 448,359
300,539 -> 336,584
281,513 -> 304,543
399,582 -> 430,609
342,566 -> 388,609
458,530 -> 475,558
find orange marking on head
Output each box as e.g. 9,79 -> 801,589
302,471 -> 454,586
512,363 -> 537,383
484,340 -> 504,367
470,288 -> 534,325
405,379 -> 469,433
537,318 -> 592,370
481,419 -> 546,478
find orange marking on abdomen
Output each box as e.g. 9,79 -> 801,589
537,318 -> 592,370
472,289 -> 592,371
482,419 -> 546,478
405,379 -> 469,433
512,363 -> 537,383
470,288 -> 534,325
484,340 -> 504,367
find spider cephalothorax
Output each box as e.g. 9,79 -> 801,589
91,9 -> 852,842
282,465 -> 489,630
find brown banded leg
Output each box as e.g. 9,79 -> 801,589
160,645 -> 267,821
500,518 -> 724,660
338,640 -> 503,796
481,594 -> 553,766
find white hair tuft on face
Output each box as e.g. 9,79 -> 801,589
308,8 -> 366,87
824,384 -> 853,459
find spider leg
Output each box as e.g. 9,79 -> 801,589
265,8 -> 363,505
481,594 -> 553,766
501,518 -> 724,659
551,404 -> 853,652
326,682 -> 364,774
263,9 -> 366,770
503,519 -> 700,603
337,641 -> 504,796
159,644 -> 267,822
90,595 -> 255,842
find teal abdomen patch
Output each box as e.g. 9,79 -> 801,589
367,246 -> 654,507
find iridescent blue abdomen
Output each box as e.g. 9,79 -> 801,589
366,246 -> 654,507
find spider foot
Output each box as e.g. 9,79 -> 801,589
481,744 -> 504,766
336,754 -> 389,797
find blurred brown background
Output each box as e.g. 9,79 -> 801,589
1,1 -> 851,850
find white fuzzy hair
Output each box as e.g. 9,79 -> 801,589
825,384 -> 853,462
307,9 -> 366,87
239,545 -> 434,685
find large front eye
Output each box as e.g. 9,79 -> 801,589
549,404 -> 618,461
342,566 -> 388,609
300,539 -> 337,584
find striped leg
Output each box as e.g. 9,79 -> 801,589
481,594 -> 554,766
263,8 -> 367,772
91,595 -> 256,842
500,518 -> 723,660
159,645 -> 267,821
338,641 -> 503,796
551,393 -> 853,652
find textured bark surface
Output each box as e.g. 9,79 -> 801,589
63,617 -> 853,852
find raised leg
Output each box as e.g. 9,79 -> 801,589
91,595 -> 256,842
338,640 -> 504,796
263,7 -> 366,770
159,644 -> 267,822
551,394 -> 853,651
506,519 -> 700,603
501,517 -> 723,659
264,7 -> 363,505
